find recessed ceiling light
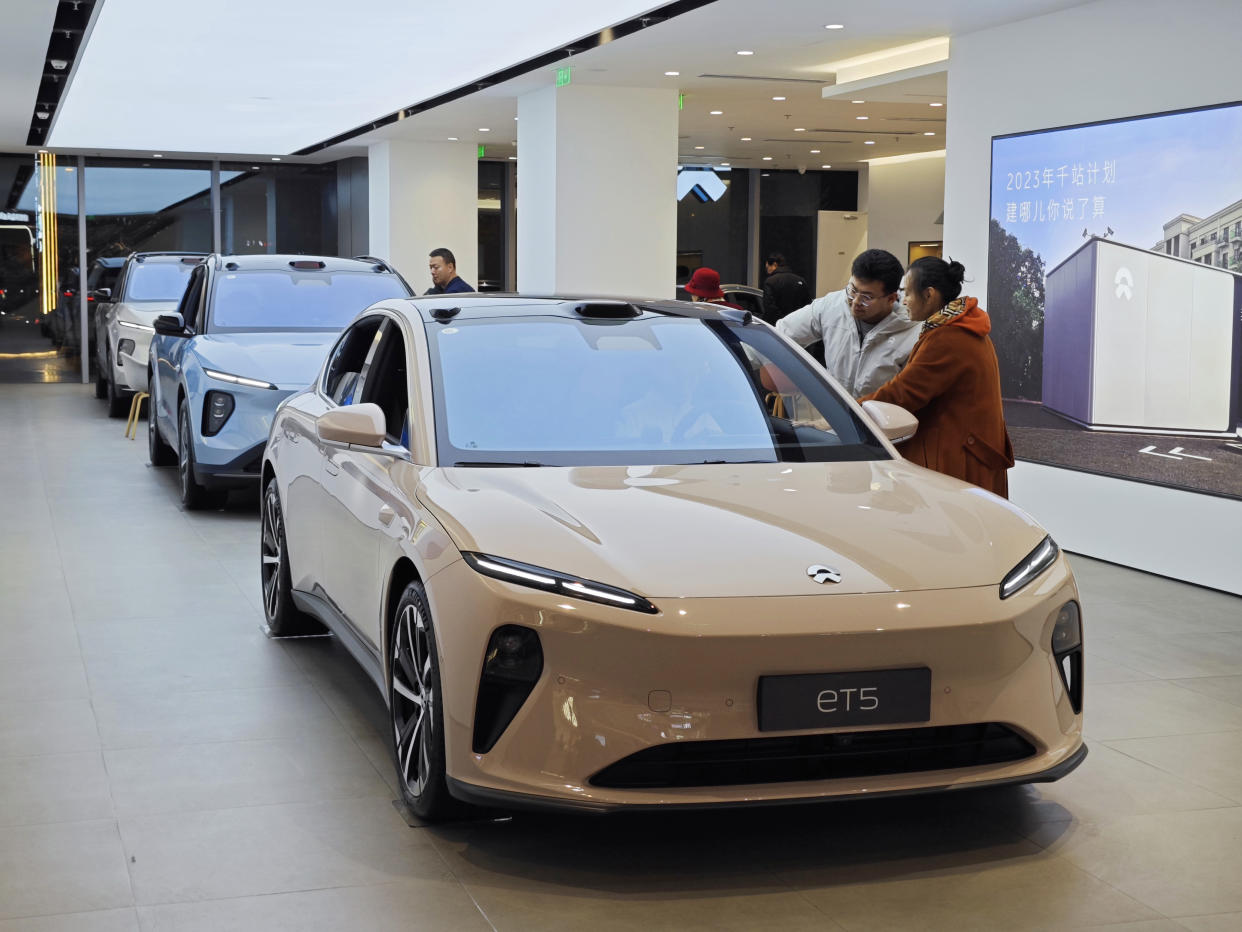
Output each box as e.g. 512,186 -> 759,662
810,149 -> 821,154
851,100 -> 865,104
448,137 -> 458,141
762,156 -> 773,161
737,50 -> 754,56
664,71 -> 679,76
924,131 -> 935,136
251,165 -> 259,170
863,141 -> 875,145
479,127 -> 490,132
741,136 -> 752,141
721,162 -> 730,166
822,164 -> 832,168
508,156 -> 517,160
825,24 -> 844,29
710,110 -> 723,115
930,102 -> 943,107
772,96 -> 786,101
856,116 -> 868,120
514,116 -> 518,120
271,156 -> 281,161
152,153 -> 163,158
694,145 -> 705,150
794,127 -> 806,132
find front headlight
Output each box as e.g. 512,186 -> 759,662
462,552 -> 658,614
999,535 -> 1059,599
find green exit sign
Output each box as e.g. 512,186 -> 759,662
678,93 -> 684,111
556,66 -> 572,87
478,144 -> 485,158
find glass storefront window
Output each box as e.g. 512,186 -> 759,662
676,166 -> 749,288
218,162 -> 338,256
82,158 -> 212,257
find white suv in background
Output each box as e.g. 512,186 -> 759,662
96,252 -> 205,416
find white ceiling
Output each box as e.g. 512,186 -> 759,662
0,1 -> 58,149
5,0 -> 1094,173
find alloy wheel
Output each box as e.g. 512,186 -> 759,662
178,407 -> 192,498
260,485 -> 283,620
391,603 -> 433,801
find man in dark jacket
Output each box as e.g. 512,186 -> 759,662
425,247 -> 474,295
761,253 -> 811,323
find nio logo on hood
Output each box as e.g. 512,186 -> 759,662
807,564 -> 842,585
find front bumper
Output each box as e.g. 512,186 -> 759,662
429,555 -> 1085,811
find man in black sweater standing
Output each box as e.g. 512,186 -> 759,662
761,253 -> 811,324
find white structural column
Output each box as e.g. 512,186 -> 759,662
517,84 -> 678,297
368,141 -> 478,294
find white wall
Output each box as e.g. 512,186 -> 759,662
943,0 -> 1242,592
866,154 -> 945,263
368,140 -> 478,294
815,211 -> 868,296
517,84 -> 678,298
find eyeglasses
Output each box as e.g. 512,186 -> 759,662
845,283 -> 898,307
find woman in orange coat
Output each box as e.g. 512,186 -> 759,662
858,257 -> 1014,497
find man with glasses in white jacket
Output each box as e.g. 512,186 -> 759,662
776,249 -> 920,398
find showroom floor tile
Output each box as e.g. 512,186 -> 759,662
1,382 -> 1240,930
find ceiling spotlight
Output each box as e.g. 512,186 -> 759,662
825,24 -> 844,29
514,116 -> 518,120
741,136 -> 752,141
762,156 -> 773,161
48,58 -> 67,70
271,156 -> 281,161
736,50 -> 754,56
772,96 -> 786,101
930,102 -> 943,107
664,71 -> 680,76
856,116 -> 868,120
508,156 -> 517,160
924,131 -> 936,136
851,100 -> 865,104
694,145 -> 705,150
448,136 -> 458,141
35,110 -> 49,120
152,153 -> 163,158
251,166 -> 260,170
710,110 -> 723,115
864,140 -> 875,145
721,162 -> 730,166
821,164 -> 832,168
794,127 -> 806,132
479,127 -> 490,132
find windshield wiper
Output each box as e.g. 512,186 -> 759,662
453,460 -> 545,467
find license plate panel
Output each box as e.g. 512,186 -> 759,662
757,667 -> 931,731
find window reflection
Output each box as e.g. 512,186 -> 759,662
218,162 -> 337,256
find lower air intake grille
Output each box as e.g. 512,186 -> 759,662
589,723 -> 1035,789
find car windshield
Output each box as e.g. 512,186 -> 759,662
125,261 -> 196,302
208,270 -> 409,333
428,313 -> 888,466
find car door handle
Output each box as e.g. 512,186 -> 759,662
325,458 -> 340,476
378,504 -> 396,526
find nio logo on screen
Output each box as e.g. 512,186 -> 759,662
1114,266 -> 1134,300
816,686 -> 878,713
807,564 -> 842,585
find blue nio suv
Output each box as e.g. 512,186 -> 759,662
148,254 -> 412,508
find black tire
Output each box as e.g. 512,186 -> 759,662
148,388 -> 176,467
105,354 -> 129,418
177,400 -> 226,510
260,478 -> 325,636
94,367 -> 107,399
390,581 -> 460,821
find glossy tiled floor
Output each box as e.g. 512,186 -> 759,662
2,382 -> 1241,931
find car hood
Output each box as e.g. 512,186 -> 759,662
416,461 -> 1048,599
192,332 -> 337,389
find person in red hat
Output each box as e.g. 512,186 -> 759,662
683,267 -> 740,308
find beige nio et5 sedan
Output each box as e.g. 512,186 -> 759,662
260,295 -> 1085,820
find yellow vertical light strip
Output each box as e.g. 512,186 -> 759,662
48,153 -> 58,314
37,151 -> 60,318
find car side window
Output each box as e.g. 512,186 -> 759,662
323,315 -> 384,405
175,266 -> 206,332
357,320 -> 410,446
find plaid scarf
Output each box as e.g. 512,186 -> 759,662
920,297 -> 967,334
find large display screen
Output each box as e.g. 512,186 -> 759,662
988,102 -> 1242,500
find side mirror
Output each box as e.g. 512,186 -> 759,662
153,314 -> 188,337
91,287 -> 111,300
861,400 -> 918,444
316,403 -> 386,448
